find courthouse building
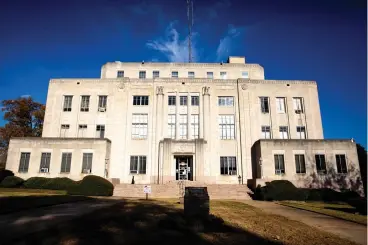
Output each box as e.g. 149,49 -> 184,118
5,56 -> 363,194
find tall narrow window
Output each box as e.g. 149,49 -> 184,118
60,124 -> 70,137
188,71 -> 195,78
220,157 -> 237,175
276,97 -> 286,113
96,125 -> 105,138
82,153 -> 93,173
130,156 -> 146,174
279,126 -> 288,139
218,115 -> 235,139
218,96 -> 234,106
191,114 -> 199,139
117,70 -> 124,78
98,96 -> 107,112
295,154 -> 306,174
260,97 -> 269,113
63,96 -> 73,112
80,96 -> 90,112
133,96 -> 149,105
315,154 -> 326,174
78,124 -> 87,137
296,126 -> 306,139
207,72 -> 214,79
274,154 -> 285,175
61,153 -> 72,173
132,114 -> 148,139
172,71 -> 178,78
168,114 -> 176,139
179,114 -> 188,139
335,154 -> 347,174
153,71 -> 160,78
261,126 -> 271,139
191,96 -> 199,106
220,72 -> 227,79
180,96 -> 187,106
293,97 -> 304,113
168,96 -> 176,106
40,153 -> 51,172
18,152 -> 30,173
241,71 -> 249,78
139,71 -> 146,79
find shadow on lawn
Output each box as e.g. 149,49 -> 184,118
325,206 -> 358,214
9,200 -> 282,245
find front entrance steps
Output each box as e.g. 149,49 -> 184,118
113,181 -> 253,200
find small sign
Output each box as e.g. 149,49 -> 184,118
143,185 -> 151,194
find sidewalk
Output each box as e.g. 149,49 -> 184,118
0,198 -> 121,244
244,201 -> 367,245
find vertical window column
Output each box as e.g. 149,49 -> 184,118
175,92 -> 180,140
187,92 -> 191,139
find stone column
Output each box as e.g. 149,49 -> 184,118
175,91 -> 180,140
187,92 -> 192,140
155,86 -> 164,183
202,86 -> 210,140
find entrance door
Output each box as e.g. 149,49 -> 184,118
175,156 -> 193,181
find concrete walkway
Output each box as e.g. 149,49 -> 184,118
244,201 -> 367,245
0,198 -> 121,244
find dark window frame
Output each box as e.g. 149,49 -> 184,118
191,96 -> 199,106
61,152 -> 72,173
315,154 -> 326,174
117,70 -> 124,78
63,95 -> 73,112
168,96 -> 176,106
220,156 -> 237,175
133,96 -> 149,106
18,152 -> 30,173
295,154 -> 306,174
274,154 -> 285,174
335,154 -> 348,174
130,156 -> 147,174
180,96 -> 187,106
260,97 -> 269,113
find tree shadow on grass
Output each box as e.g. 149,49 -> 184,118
324,207 -> 358,214
8,199 -> 282,245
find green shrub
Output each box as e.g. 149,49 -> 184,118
1,176 -> 24,188
254,180 -> 306,201
67,175 -> 114,196
24,177 -> 50,189
24,177 -> 76,190
0,169 -> 14,183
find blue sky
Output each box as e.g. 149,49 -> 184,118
0,0 -> 366,147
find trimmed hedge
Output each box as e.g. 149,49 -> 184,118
24,177 -> 75,190
1,176 -> 24,188
0,170 -> 14,183
67,175 -> 114,196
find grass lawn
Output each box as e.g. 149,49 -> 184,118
8,199 -> 358,245
0,188 -> 66,196
279,201 -> 367,225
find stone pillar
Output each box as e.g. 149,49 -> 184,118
175,92 -> 180,140
187,92 -> 192,140
155,86 -> 164,184
202,86 -> 210,140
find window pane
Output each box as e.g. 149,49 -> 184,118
180,96 -> 187,106
117,70 -> 124,78
168,96 -> 176,106
207,72 -> 213,79
19,152 -> 30,173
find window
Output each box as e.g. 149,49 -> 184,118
60,124 -> 70,137
80,96 -> 90,112
207,72 -> 214,79
315,154 -> 326,174
63,96 -> 73,112
40,153 -> 51,172
242,71 -> 249,78
218,115 -> 235,139
96,125 -> 105,138
172,71 -> 178,78
260,97 -> 269,113
179,114 -> 188,139
220,72 -> 227,79
153,70 -> 160,78
191,96 -> 199,106
295,154 -> 306,174
133,96 -> 149,105
293,97 -> 304,113
279,126 -> 288,139
188,71 -> 195,78
78,124 -> 87,137
274,154 -> 285,175
276,97 -> 286,113
61,153 -> 72,173
296,126 -> 306,139
218,96 -> 234,106
139,71 -> 146,79
336,154 -> 347,174
180,96 -> 187,106
220,157 -> 237,175
168,96 -> 176,106
117,70 -> 124,78
130,156 -> 147,174
18,152 -> 30,173
261,126 -> 271,139
191,114 -> 199,139
98,96 -> 107,112
82,153 -> 93,173
132,114 -> 148,139
168,114 -> 176,139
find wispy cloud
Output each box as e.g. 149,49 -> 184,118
216,25 -> 243,62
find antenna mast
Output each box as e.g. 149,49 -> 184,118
187,0 -> 194,63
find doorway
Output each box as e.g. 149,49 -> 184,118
175,155 -> 193,181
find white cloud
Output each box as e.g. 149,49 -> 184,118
216,25 -> 242,62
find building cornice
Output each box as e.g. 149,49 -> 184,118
102,62 -> 263,69
10,137 -> 112,143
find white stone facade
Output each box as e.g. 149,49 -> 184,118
5,56 -> 362,192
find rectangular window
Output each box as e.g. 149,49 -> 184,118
168,114 -> 176,139
18,152 -> 30,173
139,71 -> 146,79
96,125 -> 105,138
153,70 -> 160,78
218,96 -> 234,106
168,96 -> 176,106
80,95 -> 90,112
295,154 -> 306,174
39,153 -> 51,172
274,154 -> 285,175
117,70 -> 124,78
60,124 -> 70,137
61,153 -> 72,173
296,126 -> 306,139
207,72 -> 214,79
293,97 -> 304,113
78,124 -> 87,137
260,97 -> 269,113
63,95 -> 73,112
315,154 -> 326,174
180,96 -> 187,106
98,96 -> 107,112
220,72 -> 227,79
191,114 -> 199,139
336,154 -> 347,174
188,71 -> 195,78
276,97 -> 286,113
220,157 -> 237,175
133,96 -> 149,105
172,71 -> 178,78
242,71 -> 249,78
82,153 -> 93,173
191,96 -> 199,106
130,156 -> 147,174
261,126 -> 271,139
218,115 -> 235,139
279,126 -> 288,139
132,114 -> 148,139
179,114 -> 188,139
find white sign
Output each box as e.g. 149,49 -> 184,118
143,185 -> 151,194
